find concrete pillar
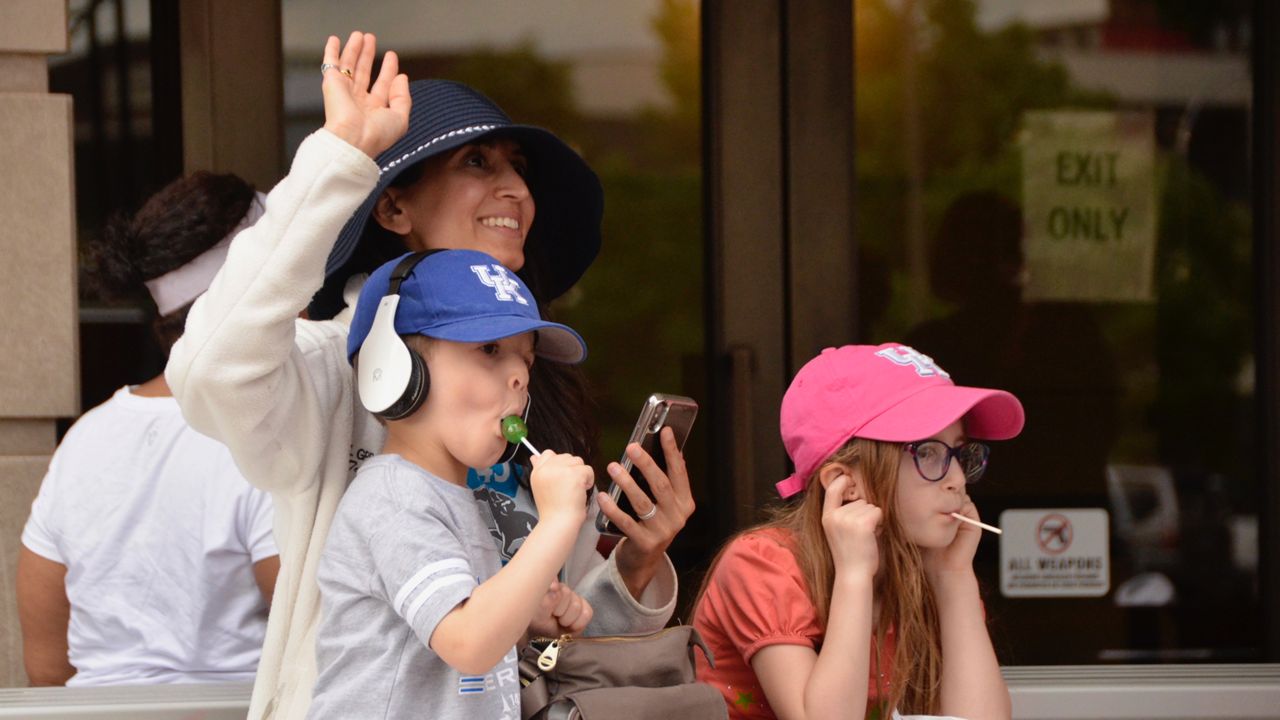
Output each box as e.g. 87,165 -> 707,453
0,0 -> 75,688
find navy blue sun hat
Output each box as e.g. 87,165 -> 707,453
330,80 -> 604,302
347,249 -> 587,364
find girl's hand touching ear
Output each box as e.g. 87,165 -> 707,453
321,32 -> 411,159
924,494 -> 982,581
821,475 -> 881,581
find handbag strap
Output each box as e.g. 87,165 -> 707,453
687,626 -> 716,669
520,646 -> 551,720
519,649 -> 543,686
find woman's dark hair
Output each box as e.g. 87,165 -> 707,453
90,171 -> 256,352
308,161 -> 430,321
525,358 -> 600,465
517,230 -> 600,464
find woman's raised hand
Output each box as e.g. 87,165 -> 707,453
321,32 -> 411,159
822,475 -> 882,581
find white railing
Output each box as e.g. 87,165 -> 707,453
1007,664 -> 1280,720
0,682 -> 251,719
2,666 -> 1278,719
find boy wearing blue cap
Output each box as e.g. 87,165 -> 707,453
307,249 -> 595,720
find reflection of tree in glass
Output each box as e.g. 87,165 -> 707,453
646,0 -> 700,167
856,0 -> 1258,659
406,8 -> 705,470
854,0 -> 1254,492
1151,159 -> 1253,493
561,0 -> 704,464
1149,0 -> 1251,48
408,41 -> 582,140
854,0 -> 1107,336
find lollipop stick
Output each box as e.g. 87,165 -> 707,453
951,512 -> 1002,535
520,437 -> 541,456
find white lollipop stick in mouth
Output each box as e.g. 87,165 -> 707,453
950,512 -> 1002,535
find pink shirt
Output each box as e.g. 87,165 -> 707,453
694,528 -> 893,719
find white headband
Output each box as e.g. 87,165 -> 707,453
143,191 -> 267,315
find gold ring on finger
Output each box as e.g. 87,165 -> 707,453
340,67 -> 354,78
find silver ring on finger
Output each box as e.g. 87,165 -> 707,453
319,63 -> 339,76
637,505 -> 658,521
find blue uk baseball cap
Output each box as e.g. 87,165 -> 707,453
346,250 -> 587,364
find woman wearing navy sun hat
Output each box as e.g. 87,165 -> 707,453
307,80 -> 604,316
166,32 -> 691,720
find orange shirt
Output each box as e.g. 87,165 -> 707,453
694,528 -> 894,719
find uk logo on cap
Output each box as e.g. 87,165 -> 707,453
874,346 -> 951,378
471,265 -> 529,305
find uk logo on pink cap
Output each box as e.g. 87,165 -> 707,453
873,345 -> 951,378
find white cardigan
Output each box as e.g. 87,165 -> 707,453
167,129 -> 676,720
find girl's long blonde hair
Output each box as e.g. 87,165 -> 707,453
696,437 -> 943,715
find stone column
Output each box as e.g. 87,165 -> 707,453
0,0 -> 76,688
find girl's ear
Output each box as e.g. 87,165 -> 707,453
818,462 -> 866,502
372,189 -> 412,234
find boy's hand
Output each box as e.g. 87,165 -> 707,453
821,475 -> 882,581
529,451 -> 593,526
528,581 -> 594,638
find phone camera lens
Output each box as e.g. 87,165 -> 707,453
648,404 -> 670,434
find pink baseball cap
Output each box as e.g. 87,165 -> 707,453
775,344 -> 1025,499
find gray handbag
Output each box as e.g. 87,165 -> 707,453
518,626 -> 728,720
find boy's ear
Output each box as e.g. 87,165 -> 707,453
818,462 -> 866,502
372,189 -> 412,234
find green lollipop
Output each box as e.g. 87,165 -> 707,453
501,415 -> 540,456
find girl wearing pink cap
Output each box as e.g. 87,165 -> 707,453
693,344 -> 1025,720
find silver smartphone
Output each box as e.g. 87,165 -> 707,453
594,393 -> 698,535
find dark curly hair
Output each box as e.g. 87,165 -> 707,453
90,171 -> 256,352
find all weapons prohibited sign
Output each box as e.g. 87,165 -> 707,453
1000,509 -> 1110,597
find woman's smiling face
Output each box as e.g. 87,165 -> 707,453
380,137 -> 534,271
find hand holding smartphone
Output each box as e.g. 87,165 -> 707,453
595,393 -> 698,535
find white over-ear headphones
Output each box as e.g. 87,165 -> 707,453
357,251 -> 440,421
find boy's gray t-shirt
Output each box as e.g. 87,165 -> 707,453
308,454 -> 519,720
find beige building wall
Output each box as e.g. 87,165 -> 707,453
0,0 -> 75,688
